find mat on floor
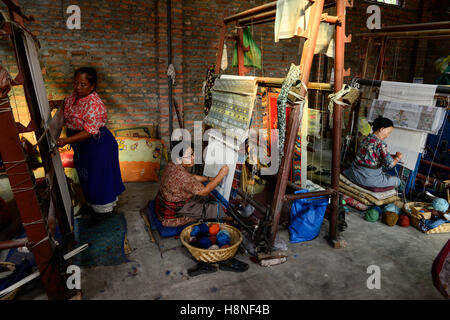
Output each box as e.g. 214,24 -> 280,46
73,213 -> 130,267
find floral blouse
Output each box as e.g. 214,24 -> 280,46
64,91 -> 107,135
355,133 -> 395,170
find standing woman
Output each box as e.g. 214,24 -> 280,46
56,67 -> 125,218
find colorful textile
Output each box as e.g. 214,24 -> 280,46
339,182 -> 399,206
339,176 -> 396,201
292,130 -> 301,185
67,127 -> 125,208
419,217 -> 449,232
155,191 -> 189,221
354,133 -> 395,170
116,137 -> 163,182
64,91 -> 107,135
204,65 -> 216,115
277,64 -> 301,158
232,26 -> 262,69
146,200 -> 190,237
112,125 -> 158,139
431,238 -> 450,299
159,161 -> 204,203
341,194 -> 369,211
204,75 -> 257,142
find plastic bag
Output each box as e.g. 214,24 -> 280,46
289,189 -> 329,243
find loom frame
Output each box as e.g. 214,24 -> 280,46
213,0 -> 353,252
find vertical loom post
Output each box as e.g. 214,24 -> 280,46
329,0 -> 347,243
268,0 -> 325,250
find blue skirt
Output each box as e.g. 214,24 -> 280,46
67,127 -> 125,206
343,162 -> 400,189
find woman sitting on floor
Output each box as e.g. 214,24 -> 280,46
343,116 -> 403,190
155,141 -> 229,227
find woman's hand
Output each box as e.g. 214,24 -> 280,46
56,138 -> 68,148
395,152 -> 403,160
218,165 -> 229,177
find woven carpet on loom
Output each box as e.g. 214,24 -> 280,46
73,213 -> 130,267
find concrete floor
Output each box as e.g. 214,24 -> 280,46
17,181 -> 448,300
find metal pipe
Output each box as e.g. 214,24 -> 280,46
356,29 -> 450,38
167,0 -> 173,148
0,238 -> 28,250
238,10 -> 276,26
242,17 -> 275,27
370,21 -> 450,33
284,189 -> 334,201
353,78 -> 450,94
421,159 -> 450,172
224,1 -> 277,24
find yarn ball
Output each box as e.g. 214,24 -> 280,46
208,244 -> 219,250
398,215 -> 410,227
383,203 -> 401,214
432,198 -> 449,213
209,223 -> 220,236
198,223 -> 210,235
216,230 -> 231,247
190,225 -> 201,238
382,211 -> 399,226
189,239 -> 202,248
198,237 -> 212,249
364,209 -> 379,222
220,244 -> 230,249
372,206 -> 383,215
209,236 -> 217,244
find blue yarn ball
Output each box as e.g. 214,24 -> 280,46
198,237 -> 212,249
432,198 -> 449,212
216,230 -> 231,247
383,203 -> 400,214
190,225 -> 201,237
198,223 -> 210,235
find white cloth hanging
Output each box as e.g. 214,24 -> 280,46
221,44 -> 228,71
274,0 -> 311,43
314,22 -> 335,58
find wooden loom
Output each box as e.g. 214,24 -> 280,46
0,0 -> 75,299
212,0 -> 353,252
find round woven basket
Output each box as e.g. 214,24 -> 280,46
0,262 -> 18,300
180,222 -> 243,263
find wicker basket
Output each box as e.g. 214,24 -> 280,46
0,262 -> 18,300
180,222 -> 243,263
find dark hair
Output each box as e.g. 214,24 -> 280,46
371,116 -> 394,132
74,67 -> 98,87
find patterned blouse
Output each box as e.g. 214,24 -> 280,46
355,133 -> 395,170
64,91 -> 107,135
159,161 -> 204,203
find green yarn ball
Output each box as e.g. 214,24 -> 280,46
365,209 -> 379,222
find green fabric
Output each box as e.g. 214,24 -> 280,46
436,66 -> 450,85
364,209 -> 379,222
232,26 -> 261,69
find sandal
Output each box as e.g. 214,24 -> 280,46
187,262 -> 218,277
218,258 -> 249,272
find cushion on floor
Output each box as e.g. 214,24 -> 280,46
146,200 -> 191,238
341,172 -> 395,192
340,174 -> 397,200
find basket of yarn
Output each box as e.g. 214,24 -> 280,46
180,222 -> 243,263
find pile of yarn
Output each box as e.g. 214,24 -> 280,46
189,223 -> 231,250
382,203 -> 401,227
432,198 -> 449,213
365,206 -> 382,222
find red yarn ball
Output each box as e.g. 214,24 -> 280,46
220,244 -> 230,249
209,223 -> 220,236
209,236 -> 217,244
398,215 -> 410,227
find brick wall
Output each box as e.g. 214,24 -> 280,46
0,0 -> 448,145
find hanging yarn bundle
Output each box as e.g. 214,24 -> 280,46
432,198 -> 449,213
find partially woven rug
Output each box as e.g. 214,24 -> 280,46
73,213 -> 130,267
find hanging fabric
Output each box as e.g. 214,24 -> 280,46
221,44 -> 228,71
232,26 -> 262,70
314,22 -> 335,58
274,0 -> 311,43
